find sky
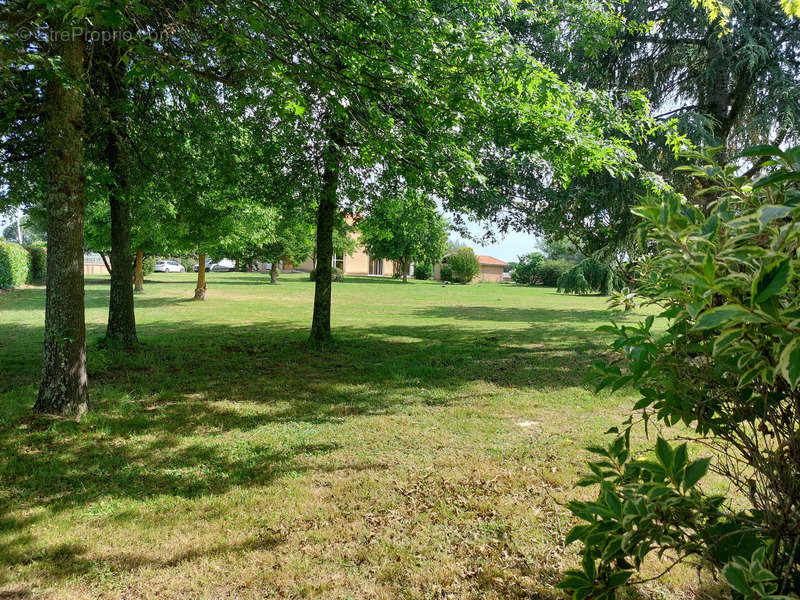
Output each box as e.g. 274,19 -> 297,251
448,213 -> 540,263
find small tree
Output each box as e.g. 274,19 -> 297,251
511,252 -> 544,285
448,248 -> 481,284
561,145 -> 800,600
557,258 -> 617,295
360,193 -> 449,283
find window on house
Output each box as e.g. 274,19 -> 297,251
369,257 -> 383,275
332,254 -> 344,270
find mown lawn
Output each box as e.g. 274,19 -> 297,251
0,273 -> 703,599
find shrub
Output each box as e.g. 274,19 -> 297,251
25,245 -> 47,280
557,258 -> 616,295
561,145 -> 800,600
309,267 -> 344,282
511,252 -> 544,285
0,241 -> 31,288
179,256 -> 196,272
142,255 -> 156,276
447,248 -> 480,283
536,259 -> 571,287
414,262 -> 432,280
439,264 -> 453,282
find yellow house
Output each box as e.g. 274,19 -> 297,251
295,229 -> 400,277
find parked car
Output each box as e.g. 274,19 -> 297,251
210,258 -> 236,272
192,258 -> 213,272
155,259 -> 186,273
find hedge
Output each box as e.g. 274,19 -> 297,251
25,245 -> 47,280
0,241 -> 32,289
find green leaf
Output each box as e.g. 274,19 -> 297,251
722,564 -> 750,596
655,438 -> 673,469
752,259 -> 792,305
694,305 -> 766,331
778,338 -> 800,388
757,204 -> 795,228
738,145 -> 785,159
606,571 -> 633,588
683,457 -> 711,491
753,172 -> 800,190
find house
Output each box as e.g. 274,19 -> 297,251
433,253 -> 508,283
295,228 -> 407,277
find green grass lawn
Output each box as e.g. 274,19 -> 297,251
0,273 -> 701,599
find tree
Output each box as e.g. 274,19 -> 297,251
90,35 -> 137,347
500,0 -> 800,258
212,0 -> 646,345
32,22 -> 89,417
359,193 -> 449,283
447,248 -> 481,284
510,252 -> 543,285
237,206 -> 314,284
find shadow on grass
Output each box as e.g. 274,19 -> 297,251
0,281 -> 626,591
414,304 -> 619,324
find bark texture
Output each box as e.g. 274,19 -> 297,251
309,118 -> 345,346
194,252 -> 207,300
34,35 -> 89,417
134,249 -> 144,292
270,261 -> 279,284
99,38 -> 137,347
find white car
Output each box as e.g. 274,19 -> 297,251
154,259 -> 185,273
210,258 -> 236,272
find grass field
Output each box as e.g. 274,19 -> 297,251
0,273 -> 703,599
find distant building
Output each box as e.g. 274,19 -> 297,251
433,253 -> 508,283
295,228 -> 409,277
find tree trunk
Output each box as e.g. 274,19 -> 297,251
16,208 -> 23,244
309,116 -> 345,347
270,260 -> 279,284
402,258 -> 408,283
34,35 -> 88,418
134,249 -> 144,292
101,38 -> 137,347
100,252 -> 112,274
194,252 -> 207,300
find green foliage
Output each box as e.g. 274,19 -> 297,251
24,245 -> 46,280
563,145 -> 800,599
359,193 -> 449,281
557,258 -> 617,295
511,252 -> 544,285
537,259 -> 573,287
447,248 -> 481,284
414,263 -> 432,280
310,267 -> 344,283
141,255 -> 156,276
0,241 -> 31,288
439,264 -> 453,282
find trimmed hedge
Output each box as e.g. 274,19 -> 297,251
0,241 -> 32,289
25,245 -> 47,280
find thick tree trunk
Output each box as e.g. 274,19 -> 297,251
309,117 -> 345,347
402,258 -> 408,283
34,35 -> 88,418
134,249 -> 144,292
194,252 -> 207,300
270,261 -> 279,284
102,38 -> 137,347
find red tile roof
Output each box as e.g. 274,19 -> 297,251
475,255 -> 508,266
